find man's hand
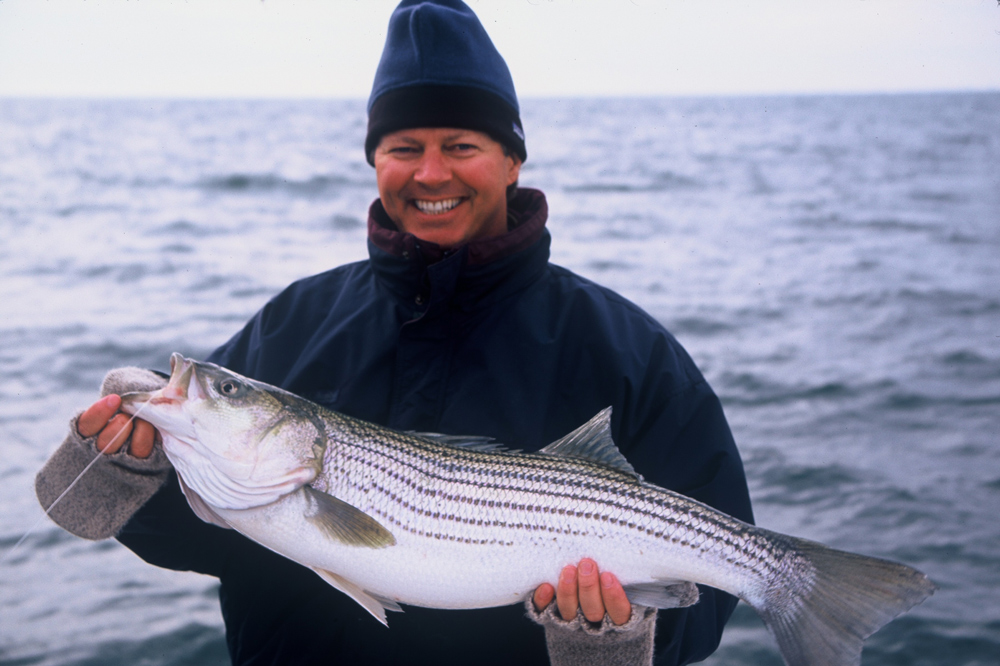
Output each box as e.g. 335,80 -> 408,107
533,558 -> 632,625
77,394 -> 158,458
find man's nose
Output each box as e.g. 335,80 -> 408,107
413,148 -> 450,188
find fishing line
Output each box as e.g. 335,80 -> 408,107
0,401 -> 155,566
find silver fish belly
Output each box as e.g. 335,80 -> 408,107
122,353 -> 935,666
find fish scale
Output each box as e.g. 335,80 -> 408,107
122,354 -> 935,666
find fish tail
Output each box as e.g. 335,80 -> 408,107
756,536 -> 935,666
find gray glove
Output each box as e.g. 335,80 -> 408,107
35,367 -> 173,540
525,597 -> 658,666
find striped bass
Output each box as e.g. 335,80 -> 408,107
122,353 -> 934,666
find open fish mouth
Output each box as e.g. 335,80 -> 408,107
158,352 -> 197,403
121,353 -> 199,413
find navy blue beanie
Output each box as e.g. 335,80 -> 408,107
365,0 -> 526,166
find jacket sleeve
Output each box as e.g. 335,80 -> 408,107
34,368 -> 173,540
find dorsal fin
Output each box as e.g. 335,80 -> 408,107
538,407 -> 641,480
407,432 -> 512,453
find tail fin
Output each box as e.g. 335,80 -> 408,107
757,536 -> 935,666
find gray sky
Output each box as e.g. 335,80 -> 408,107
0,0 -> 997,99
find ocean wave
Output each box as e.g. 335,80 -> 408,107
859,616 -> 1000,666
148,219 -> 224,238
794,213 -> 942,234
198,173 -> 362,196
5,623 -> 228,666
562,170 -> 700,193
668,316 -> 735,337
879,390 -> 1000,411
753,463 -> 866,506
717,371 -> 867,406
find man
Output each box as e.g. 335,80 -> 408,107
37,1 -> 753,664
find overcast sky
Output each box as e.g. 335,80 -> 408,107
0,0 -> 997,99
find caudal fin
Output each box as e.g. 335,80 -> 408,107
757,536 -> 935,666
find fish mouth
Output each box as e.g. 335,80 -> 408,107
121,353 -> 197,414
155,353 -> 196,404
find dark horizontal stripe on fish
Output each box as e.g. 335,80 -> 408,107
356,478 -> 732,551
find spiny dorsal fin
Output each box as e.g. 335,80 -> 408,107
303,486 -> 396,548
408,432 -> 512,453
538,407 -> 641,480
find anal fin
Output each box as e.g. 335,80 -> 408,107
311,567 -> 403,627
623,581 -> 700,608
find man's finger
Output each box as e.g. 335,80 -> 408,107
95,413 -> 133,455
600,572 -> 632,625
577,558 -> 605,623
555,565 -> 578,621
77,395 -> 121,438
533,583 -> 555,612
129,419 -> 157,459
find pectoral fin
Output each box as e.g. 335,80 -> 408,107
178,473 -> 232,530
303,486 -> 396,548
311,567 -> 403,626
623,581 -> 700,608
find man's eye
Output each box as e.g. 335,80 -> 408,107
388,146 -> 419,154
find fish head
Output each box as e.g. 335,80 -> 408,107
121,353 -> 323,509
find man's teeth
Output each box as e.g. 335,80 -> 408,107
414,198 -> 461,215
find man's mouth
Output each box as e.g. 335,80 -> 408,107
413,198 -> 462,215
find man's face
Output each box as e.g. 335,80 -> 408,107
374,127 -> 522,249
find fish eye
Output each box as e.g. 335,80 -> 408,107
216,378 -> 246,397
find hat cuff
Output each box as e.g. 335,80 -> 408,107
365,84 -> 526,165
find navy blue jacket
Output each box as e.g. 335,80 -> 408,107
117,189 -> 753,666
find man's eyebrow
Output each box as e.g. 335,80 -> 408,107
441,131 -> 478,143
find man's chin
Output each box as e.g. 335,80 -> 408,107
411,229 -> 468,249
399,217 -> 473,248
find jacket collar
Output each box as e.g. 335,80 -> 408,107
366,188 -> 550,312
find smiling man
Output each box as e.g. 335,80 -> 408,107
37,1 -> 753,665
373,127 -> 520,248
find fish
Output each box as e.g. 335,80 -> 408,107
121,352 -> 935,666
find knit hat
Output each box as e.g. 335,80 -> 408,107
365,0 -> 526,165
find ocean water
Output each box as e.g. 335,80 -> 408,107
1,93 -> 998,665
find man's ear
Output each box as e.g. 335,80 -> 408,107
506,154 -> 523,186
